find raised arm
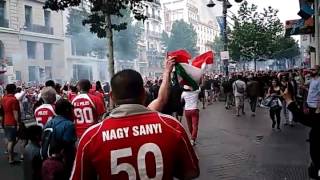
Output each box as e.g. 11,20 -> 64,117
148,57 -> 175,111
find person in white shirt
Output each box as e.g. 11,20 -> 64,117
181,85 -> 200,146
233,75 -> 246,117
15,87 -> 26,119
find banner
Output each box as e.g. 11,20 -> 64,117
216,16 -> 225,36
285,18 -> 314,36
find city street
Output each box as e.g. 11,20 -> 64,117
0,102 -> 310,180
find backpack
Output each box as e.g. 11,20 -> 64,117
235,81 -> 245,94
40,120 -> 63,160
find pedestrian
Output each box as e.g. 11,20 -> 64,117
70,64 -> 199,179
72,79 -> 105,139
34,87 -> 56,128
2,84 -> 21,164
42,99 -> 77,179
306,68 -> 320,114
267,79 -> 283,130
181,85 -> 201,146
222,76 -> 233,109
15,87 -> 26,119
23,125 -> 43,180
246,75 -> 259,116
233,75 -> 246,116
283,88 -> 320,179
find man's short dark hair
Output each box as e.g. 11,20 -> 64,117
78,79 -> 91,92
5,84 -> 16,94
45,80 -> 55,87
55,99 -> 74,117
111,69 -> 144,104
27,125 -> 42,142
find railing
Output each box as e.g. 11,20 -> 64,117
25,24 -> 54,35
147,31 -> 161,38
0,18 -> 9,28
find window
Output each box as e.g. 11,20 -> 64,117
28,66 -> 38,82
0,41 -> 3,59
27,41 -> 36,59
15,71 -> 21,81
73,64 -> 93,81
0,1 -> 5,19
44,43 -> 52,60
44,10 -> 51,27
45,66 -> 52,79
25,6 -> 32,28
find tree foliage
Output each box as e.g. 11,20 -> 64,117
228,1 -> 299,63
45,0 -> 151,77
211,36 -> 224,59
162,20 -> 198,56
113,10 -> 142,60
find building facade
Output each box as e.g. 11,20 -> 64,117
0,0 -> 65,84
162,0 -> 219,54
135,0 -> 164,78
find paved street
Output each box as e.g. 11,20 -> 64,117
0,102 -> 310,180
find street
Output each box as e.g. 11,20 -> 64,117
0,102 -> 310,180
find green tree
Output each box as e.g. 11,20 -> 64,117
45,0 -> 149,77
211,36 -> 224,59
229,1 -> 283,70
165,20 -> 198,56
273,37 -> 300,59
113,10 -> 142,60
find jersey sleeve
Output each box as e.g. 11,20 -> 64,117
173,122 -> 200,179
70,129 -> 97,180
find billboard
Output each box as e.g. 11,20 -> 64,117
285,17 -> 314,36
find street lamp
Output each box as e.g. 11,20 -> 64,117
207,0 -> 243,76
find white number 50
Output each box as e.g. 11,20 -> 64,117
111,143 -> 163,180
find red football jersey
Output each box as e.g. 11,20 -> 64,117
72,93 -> 105,138
70,112 -> 199,180
34,104 -> 56,127
67,92 -> 77,102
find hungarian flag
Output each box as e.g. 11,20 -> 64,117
192,51 -> 214,69
169,49 -> 210,90
168,49 -> 191,63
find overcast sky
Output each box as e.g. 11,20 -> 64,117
199,0 -> 301,24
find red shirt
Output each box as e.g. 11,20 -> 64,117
67,92 -> 77,102
70,107 -> 199,180
72,93 -> 105,138
34,104 -> 56,127
2,94 -> 20,126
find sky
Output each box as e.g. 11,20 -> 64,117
199,0 -> 301,24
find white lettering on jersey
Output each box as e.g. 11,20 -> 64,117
102,127 -> 130,142
132,123 -> 162,137
102,123 -> 162,142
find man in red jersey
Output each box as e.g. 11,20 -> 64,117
34,87 -> 56,128
72,79 -> 105,138
71,59 -> 200,180
2,84 -> 21,164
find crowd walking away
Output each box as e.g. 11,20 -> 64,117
0,54 -> 319,179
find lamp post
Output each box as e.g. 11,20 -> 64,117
207,0 -> 243,76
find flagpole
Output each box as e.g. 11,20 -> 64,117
222,0 -> 229,76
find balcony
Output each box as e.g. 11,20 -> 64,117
25,24 -> 53,35
146,13 -> 161,22
147,31 -> 161,39
0,18 -> 9,28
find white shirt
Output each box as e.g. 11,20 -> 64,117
233,80 -> 246,97
181,89 -> 200,110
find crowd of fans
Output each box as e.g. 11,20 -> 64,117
0,60 -> 319,179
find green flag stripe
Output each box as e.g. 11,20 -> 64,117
175,63 -> 199,90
